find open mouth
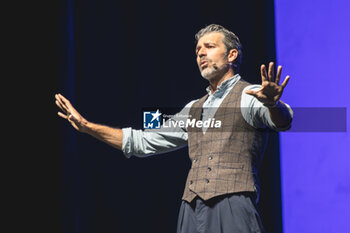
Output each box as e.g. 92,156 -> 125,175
200,61 -> 209,68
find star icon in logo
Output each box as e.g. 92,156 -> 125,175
150,109 -> 162,122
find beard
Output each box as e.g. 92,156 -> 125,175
200,61 -> 229,81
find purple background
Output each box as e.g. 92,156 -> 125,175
275,0 -> 350,232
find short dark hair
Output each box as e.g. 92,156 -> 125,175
195,24 -> 243,72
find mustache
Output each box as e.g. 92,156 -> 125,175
200,57 -> 212,63
199,57 -> 219,70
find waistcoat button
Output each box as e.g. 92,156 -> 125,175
205,179 -> 210,183
190,180 -> 193,185
208,156 -> 213,160
208,167 -> 211,172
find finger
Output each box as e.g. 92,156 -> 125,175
71,124 -> 79,131
55,100 -> 67,113
275,66 -> 282,85
56,96 -> 68,113
57,111 -> 68,119
70,122 -> 80,131
281,75 -> 290,89
260,64 -> 268,82
268,62 -> 274,82
67,117 -> 80,130
245,89 -> 258,97
68,116 -> 81,131
57,94 -> 74,113
58,94 -> 74,109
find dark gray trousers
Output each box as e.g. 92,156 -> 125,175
176,193 -> 265,233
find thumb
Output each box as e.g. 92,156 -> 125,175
245,90 -> 257,96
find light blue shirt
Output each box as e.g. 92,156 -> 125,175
122,74 -> 293,158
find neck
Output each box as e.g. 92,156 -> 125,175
208,70 -> 235,93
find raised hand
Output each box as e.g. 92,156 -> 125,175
245,62 -> 290,107
55,94 -> 88,132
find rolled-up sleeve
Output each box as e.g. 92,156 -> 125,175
122,128 -> 188,158
121,100 -> 196,158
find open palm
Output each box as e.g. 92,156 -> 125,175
55,94 -> 87,132
245,62 -> 290,106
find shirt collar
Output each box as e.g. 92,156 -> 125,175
206,74 -> 241,97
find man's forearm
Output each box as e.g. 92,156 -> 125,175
84,121 -> 123,150
268,100 -> 292,128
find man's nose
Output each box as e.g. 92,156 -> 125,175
197,47 -> 206,57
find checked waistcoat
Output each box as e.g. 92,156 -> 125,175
182,79 -> 269,203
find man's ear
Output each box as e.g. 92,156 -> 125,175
228,49 -> 238,63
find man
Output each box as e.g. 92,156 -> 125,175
55,24 -> 292,233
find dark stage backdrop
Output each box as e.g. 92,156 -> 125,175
27,0 -> 281,232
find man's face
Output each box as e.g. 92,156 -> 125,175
196,32 -> 229,80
